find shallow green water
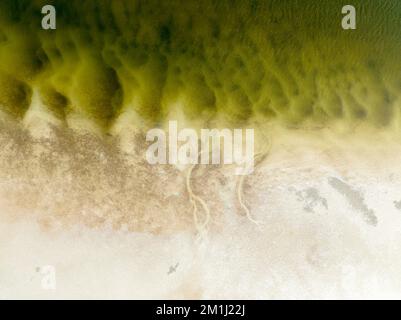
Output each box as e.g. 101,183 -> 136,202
0,0 -> 400,130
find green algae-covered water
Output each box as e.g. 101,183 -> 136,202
1,0 -> 401,131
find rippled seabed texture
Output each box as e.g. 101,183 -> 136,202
2,0 -> 401,299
